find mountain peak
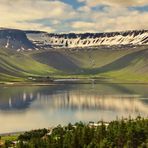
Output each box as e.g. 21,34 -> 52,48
0,28 -> 37,51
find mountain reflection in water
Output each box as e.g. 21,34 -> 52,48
0,84 -> 147,133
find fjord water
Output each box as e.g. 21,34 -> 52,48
0,83 -> 148,133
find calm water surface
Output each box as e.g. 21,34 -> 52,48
0,83 -> 148,133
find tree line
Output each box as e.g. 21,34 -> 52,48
2,116 -> 148,148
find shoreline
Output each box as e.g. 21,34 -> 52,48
0,78 -> 148,86
0,131 -> 25,136
1,116 -> 147,136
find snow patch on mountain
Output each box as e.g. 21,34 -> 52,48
26,30 -> 148,48
0,28 -> 36,51
0,28 -> 147,51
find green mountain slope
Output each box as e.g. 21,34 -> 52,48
0,46 -> 148,83
0,48 -> 58,82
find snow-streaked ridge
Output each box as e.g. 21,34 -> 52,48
26,30 -> 148,48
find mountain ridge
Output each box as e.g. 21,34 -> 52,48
0,28 -> 147,51
27,29 -> 148,49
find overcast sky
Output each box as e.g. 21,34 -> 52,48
0,0 -> 148,33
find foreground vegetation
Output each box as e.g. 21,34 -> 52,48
1,117 -> 148,148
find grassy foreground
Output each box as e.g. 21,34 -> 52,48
1,116 -> 148,148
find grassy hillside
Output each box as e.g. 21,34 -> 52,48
30,46 -> 148,82
0,48 -> 58,82
0,46 -> 148,83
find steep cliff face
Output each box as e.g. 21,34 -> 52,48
0,28 -> 36,51
0,28 -> 147,51
26,30 -> 148,48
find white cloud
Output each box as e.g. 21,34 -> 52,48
70,2 -> 148,33
0,0 -> 76,32
0,0 -> 147,33
78,0 -> 148,7
72,21 -> 94,29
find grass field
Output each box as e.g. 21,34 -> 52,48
1,135 -> 18,141
0,46 -> 148,83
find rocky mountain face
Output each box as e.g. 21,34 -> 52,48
0,28 -> 37,51
26,30 -> 148,49
0,28 -> 147,51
